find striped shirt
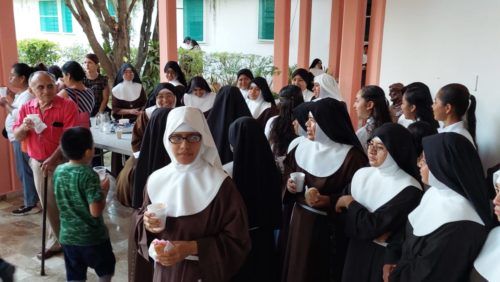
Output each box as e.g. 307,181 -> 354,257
65,88 -> 95,114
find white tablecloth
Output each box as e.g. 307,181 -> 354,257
90,126 -> 133,156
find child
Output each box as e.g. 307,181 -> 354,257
54,127 -> 115,282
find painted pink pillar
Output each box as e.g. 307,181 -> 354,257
0,0 -> 20,195
338,0 -> 367,127
297,0 -> 312,69
328,0 -> 344,79
158,0 -> 178,83
365,0 -> 386,85
273,0 -> 291,92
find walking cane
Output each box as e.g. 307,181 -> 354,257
40,174 -> 48,276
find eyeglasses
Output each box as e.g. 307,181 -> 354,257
168,134 -> 202,144
367,141 -> 386,153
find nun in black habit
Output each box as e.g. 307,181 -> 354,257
128,108 -> 173,282
336,123 -> 423,282
207,85 -> 252,165
224,117 -> 282,282
389,133 -> 495,282
282,98 -> 368,282
246,77 -> 279,128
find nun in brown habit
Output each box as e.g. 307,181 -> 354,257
135,106 -> 251,282
128,108 -> 172,282
282,98 -> 367,282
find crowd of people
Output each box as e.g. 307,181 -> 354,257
0,55 -> 499,282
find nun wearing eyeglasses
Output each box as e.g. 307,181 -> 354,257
281,98 -> 368,282
469,170 -> 500,282
136,106 -> 251,282
336,123 -> 422,282
246,77 -> 279,128
388,133 -> 495,282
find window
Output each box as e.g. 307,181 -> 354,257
183,0 -> 204,41
39,0 -> 59,32
39,0 -> 74,33
61,1 -> 73,33
107,0 -> 116,17
258,0 -> 274,40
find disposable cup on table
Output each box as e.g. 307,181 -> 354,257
290,172 -> 306,193
147,203 -> 168,231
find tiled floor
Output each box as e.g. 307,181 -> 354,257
0,184 -> 132,281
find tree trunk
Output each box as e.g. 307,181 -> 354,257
63,0 -> 156,81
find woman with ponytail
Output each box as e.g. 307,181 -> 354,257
398,82 -> 439,129
432,83 -> 477,147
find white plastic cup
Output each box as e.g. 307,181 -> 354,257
147,203 -> 168,231
0,87 -> 7,98
93,166 -> 107,181
290,172 -> 306,193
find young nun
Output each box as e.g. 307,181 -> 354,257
111,63 -> 147,122
137,106 -> 251,282
265,85 -> 304,167
336,123 -> 422,282
207,85 -> 252,165
470,171 -> 500,282
388,133 -> 495,282
282,98 -> 368,282
163,61 -> 187,106
397,82 -> 439,129
132,83 -> 177,156
129,108 -> 173,282
182,76 -> 216,117
309,58 -> 325,77
313,73 -> 343,101
286,101 -> 313,154
236,68 -> 254,99
353,85 -> 392,152
432,83 -> 477,146
224,117 -> 282,282
291,68 -> 315,102
246,77 -> 279,127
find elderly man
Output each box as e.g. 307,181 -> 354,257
388,82 -> 405,122
13,71 -> 78,259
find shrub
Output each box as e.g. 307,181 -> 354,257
18,39 -> 60,66
59,44 -> 91,65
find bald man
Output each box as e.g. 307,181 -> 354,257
13,71 -> 78,259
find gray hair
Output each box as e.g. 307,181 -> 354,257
28,71 -> 56,86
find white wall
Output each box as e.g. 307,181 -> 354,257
14,0 -> 144,49
379,0 -> 500,170
176,0 -> 333,67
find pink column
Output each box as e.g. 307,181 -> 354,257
0,0 -> 20,195
158,0 -> 178,83
328,0 -> 344,79
338,0 -> 367,127
365,0 -> 386,85
273,0 -> 291,92
297,0 -> 312,69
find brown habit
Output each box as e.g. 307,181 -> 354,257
281,148 -> 367,282
135,178 -> 251,282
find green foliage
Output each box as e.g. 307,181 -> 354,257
59,43 -> 91,65
203,52 -> 278,88
178,48 -> 204,82
141,40 -> 160,95
18,39 -> 60,66
138,45 -> 278,94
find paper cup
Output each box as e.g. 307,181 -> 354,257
147,203 -> 168,231
290,172 -> 305,193
27,114 -> 40,123
0,87 -> 7,98
93,166 -> 107,181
